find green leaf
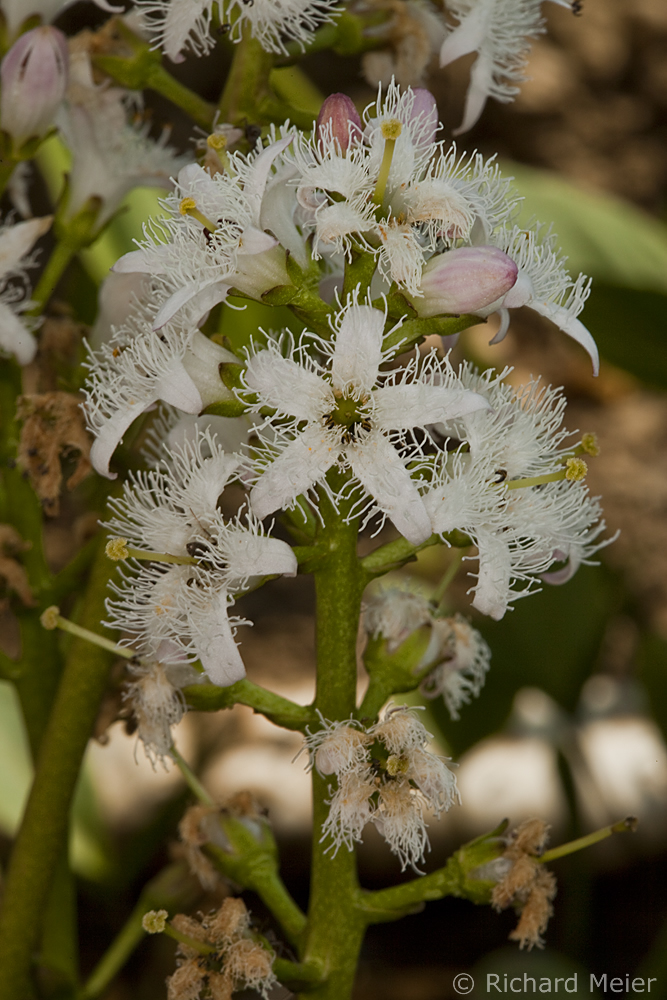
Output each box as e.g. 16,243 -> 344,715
503,161 -> 667,293
580,284 -> 667,388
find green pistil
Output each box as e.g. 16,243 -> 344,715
372,118 -> 402,207
505,457 -> 588,491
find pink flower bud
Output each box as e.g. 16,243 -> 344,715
1,27 -> 69,145
416,246 -> 518,318
316,92 -> 362,152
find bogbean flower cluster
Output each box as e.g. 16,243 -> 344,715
305,705 -> 459,870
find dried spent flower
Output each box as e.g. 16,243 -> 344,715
491,818 -> 557,950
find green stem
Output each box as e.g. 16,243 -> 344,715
183,677 -> 315,731
28,237 -> 77,315
218,30 -> 274,125
0,544 -> 116,1000
146,64 -> 216,129
297,496 -> 367,999
169,746 -> 215,807
540,816 -> 637,864
360,532 -> 442,579
433,547 -> 468,610
79,863 -> 200,1000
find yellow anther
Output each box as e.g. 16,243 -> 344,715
179,196 -> 197,216
381,118 -> 403,140
40,605 -> 60,630
142,910 -> 168,934
565,457 -> 588,481
207,132 -> 227,150
581,432 -> 600,457
106,537 -> 129,561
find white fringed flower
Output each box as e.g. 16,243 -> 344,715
481,224 -> 598,375
440,0 -> 571,134
83,290 -> 237,479
422,367 -> 611,619
104,428 -> 298,685
0,215 -> 52,365
114,133 -> 297,329
136,0 -> 341,62
420,614 -> 491,719
58,51 -> 188,227
124,659 -> 186,764
242,295 -> 490,544
307,704 -> 458,870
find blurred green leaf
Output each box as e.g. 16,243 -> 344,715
637,632 -> 667,744
431,565 -> 620,757
504,162 -> 667,293
583,284 -> 667,388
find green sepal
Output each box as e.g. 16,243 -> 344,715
377,289 -> 418,323
261,283 -> 299,306
445,819 -> 510,904
344,248 -> 378,298
363,627 -> 433,691
218,361 -> 245,392
201,398 -> 248,418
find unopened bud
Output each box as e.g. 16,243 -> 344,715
316,93 -> 362,152
1,27 -> 69,146
416,246 -> 518,318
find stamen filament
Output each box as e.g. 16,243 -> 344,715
179,197 -> 218,232
372,119 -> 402,207
40,606 -> 135,660
169,745 -> 216,807
539,816 -> 638,864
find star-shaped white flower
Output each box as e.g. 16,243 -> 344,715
243,296 -> 490,544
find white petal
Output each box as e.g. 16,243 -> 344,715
0,303 -> 37,364
347,431 -> 432,545
453,52 -> 494,135
153,279 -> 229,330
373,383 -> 491,431
155,360 -> 203,413
224,530 -> 298,588
192,593 -> 247,687
439,5 -> 486,66
331,305 -> 385,395
529,300 -> 600,376
244,133 -> 295,224
245,351 -> 331,420
250,425 -> 340,518
238,225 -> 278,256
90,394 -> 159,479
0,216 -> 51,280
112,245 -> 172,275
472,528 -> 511,620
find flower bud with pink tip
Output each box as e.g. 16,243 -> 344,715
415,245 -> 518,318
0,26 -> 68,147
316,92 -> 362,152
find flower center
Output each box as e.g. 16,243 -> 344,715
324,393 -> 371,445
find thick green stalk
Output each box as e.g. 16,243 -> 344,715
183,677 -> 315,731
146,64 -> 216,129
0,544 -> 115,1000
28,236 -> 78,315
297,501 -> 367,999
